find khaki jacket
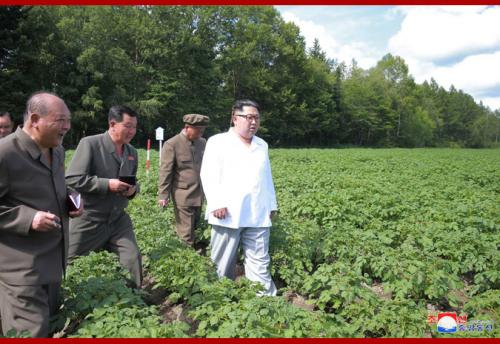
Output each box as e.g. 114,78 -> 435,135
65,132 -> 138,224
0,128 -> 69,285
158,132 -> 205,207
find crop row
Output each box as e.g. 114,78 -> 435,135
48,148 -> 499,337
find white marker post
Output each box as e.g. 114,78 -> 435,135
155,126 -> 165,166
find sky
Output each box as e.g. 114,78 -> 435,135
275,5 -> 500,111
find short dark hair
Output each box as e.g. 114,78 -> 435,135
108,105 -> 138,122
0,111 -> 12,120
23,91 -> 59,122
230,99 -> 260,127
231,99 -> 260,115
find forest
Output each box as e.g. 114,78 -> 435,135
1,5 -> 499,148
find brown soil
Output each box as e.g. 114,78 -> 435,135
142,275 -> 169,305
283,290 -> 316,311
142,274 -> 198,335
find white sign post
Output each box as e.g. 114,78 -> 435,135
155,127 -> 165,166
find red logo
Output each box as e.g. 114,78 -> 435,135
428,312 -> 467,324
437,312 -> 457,333
427,314 -> 438,324
457,314 -> 468,324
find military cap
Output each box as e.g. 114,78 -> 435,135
183,114 -> 210,127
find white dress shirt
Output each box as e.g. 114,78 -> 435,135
200,128 -> 278,229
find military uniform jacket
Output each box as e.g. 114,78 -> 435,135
65,132 -> 138,224
158,132 -> 205,207
0,127 -> 69,285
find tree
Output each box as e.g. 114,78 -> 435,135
0,6 -> 27,122
308,38 -> 327,61
1,6 -> 496,148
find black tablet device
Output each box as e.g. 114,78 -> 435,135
119,175 -> 137,185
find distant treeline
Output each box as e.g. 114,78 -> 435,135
1,6 -> 499,148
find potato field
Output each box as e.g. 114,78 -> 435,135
51,148 -> 499,338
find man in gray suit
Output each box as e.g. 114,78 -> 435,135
0,91 -> 83,337
158,114 -> 209,247
66,105 -> 142,288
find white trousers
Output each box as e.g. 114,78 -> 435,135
210,225 -> 277,296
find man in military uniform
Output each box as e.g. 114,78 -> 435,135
65,105 -> 142,288
0,92 -> 83,337
158,114 -> 209,247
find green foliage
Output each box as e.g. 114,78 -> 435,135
72,305 -> 189,338
150,247 -> 218,301
269,148 -> 499,337
124,148 -> 349,338
57,147 -> 499,338
54,251 -> 142,328
463,290 -> 499,320
190,278 -> 346,338
1,329 -> 32,338
300,262 -> 373,311
343,298 -> 428,337
1,6 -> 499,148
55,251 -> 190,338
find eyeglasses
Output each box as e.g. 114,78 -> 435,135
118,122 -> 137,130
235,114 -> 260,122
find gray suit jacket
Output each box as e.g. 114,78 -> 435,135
158,132 -> 205,207
65,132 -> 138,224
0,127 -> 69,285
